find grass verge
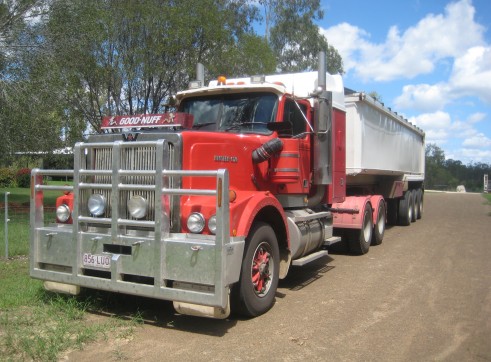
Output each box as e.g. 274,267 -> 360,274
483,193 -> 491,216
1,185 -> 142,361
0,258 -> 142,361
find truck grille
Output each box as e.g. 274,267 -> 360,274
78,138 -> 180,231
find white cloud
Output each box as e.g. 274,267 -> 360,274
466,112 -> 486,124
409,110 -> 490,163
319,0 -> 491,164
462,133 -> 491,148
392,45 -> 491,112
409,111 -> 451,129
321,0 -> 486,82
449,46 -> 491,103
459,148 -> 491,162
394,83 -> 449,112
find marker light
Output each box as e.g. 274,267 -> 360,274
217,75 -> 227,85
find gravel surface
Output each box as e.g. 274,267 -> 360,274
65,192 -> 491,361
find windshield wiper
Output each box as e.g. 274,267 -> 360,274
192,122 -> 216,129
224,122 -> 268,131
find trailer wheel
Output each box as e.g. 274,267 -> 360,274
372,201 -> 386,245
415,189 -> 424,219
232,222 -> 279,317
398,191 -> 413,226
411,189 -> 418,222
349,203 -> 373,255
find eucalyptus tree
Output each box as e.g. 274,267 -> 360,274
43,0 -> 276,132
260,0 -> 343,74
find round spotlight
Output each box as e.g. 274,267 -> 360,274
88,194 -> 106,216
208,215 -> 217,235
56,204 -> 71,223
187,212 -> 205,233
128,195 -> 148,219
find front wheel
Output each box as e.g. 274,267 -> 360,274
232,222 -> 279,317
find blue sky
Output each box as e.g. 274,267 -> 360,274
317,0 -> 491,164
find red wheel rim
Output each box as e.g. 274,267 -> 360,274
251,242 -> 273,297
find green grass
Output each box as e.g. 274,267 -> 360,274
483,193 -> 491,216
0,259 -> 142,361
1,183 -> 141,361
1,184 -> 62,257
1,180 -> 70,206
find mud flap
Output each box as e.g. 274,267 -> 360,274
44,281 -> 81,295
173,293 -> 230,319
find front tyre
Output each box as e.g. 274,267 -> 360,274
232,222 -> 279,317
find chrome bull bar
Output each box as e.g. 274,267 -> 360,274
30,140 -> 244,311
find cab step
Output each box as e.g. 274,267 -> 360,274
292,250 -> 328,266
324,236 -> 342,246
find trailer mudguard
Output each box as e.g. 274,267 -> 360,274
331,195 -> 372,229
369,195 -> 385,227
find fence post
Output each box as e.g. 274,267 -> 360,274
4,192 -> 9,259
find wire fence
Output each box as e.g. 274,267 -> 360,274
1,201 -> 56,259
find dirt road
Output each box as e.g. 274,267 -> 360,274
66,192 -> 491,361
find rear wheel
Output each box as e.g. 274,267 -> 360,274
232,222 -> 279,317
411,189 -> 418,222
416,189 -> 424,219
349,203 -> 373,255
372,201 -> 386,245
398,191 -> 413,226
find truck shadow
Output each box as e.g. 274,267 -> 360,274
70,246 -> 353,334
77,289 -> 237,336
279,255 -> 335,292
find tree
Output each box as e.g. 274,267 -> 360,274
41,0 -> 275,132
425,144 -> 454,190
0,0 -> 60,167
261,0 -> 343,74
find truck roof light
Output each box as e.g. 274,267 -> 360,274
217,75 -> 226,85
188,80 -> 202,89
250,75 -> 265,84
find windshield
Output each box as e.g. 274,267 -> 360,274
180,92 -> 278,133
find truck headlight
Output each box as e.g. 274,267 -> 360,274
56,204 -> 71,222
88,194 -> 106,216
208,215 -> 217,234
128,195 -> 147,219
187,212 -> 205,233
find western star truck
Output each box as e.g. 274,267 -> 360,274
30,53 -> 425,318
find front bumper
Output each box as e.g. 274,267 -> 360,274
30,145 -> 244,310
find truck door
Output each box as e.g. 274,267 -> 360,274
270,97 -> 311,196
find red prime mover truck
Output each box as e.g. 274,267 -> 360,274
30,53 -> 425,319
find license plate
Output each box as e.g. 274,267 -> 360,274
82,253 -> 111,269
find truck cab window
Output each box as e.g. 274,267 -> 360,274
180,92 -> 278,133
283,99 -> 308,137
